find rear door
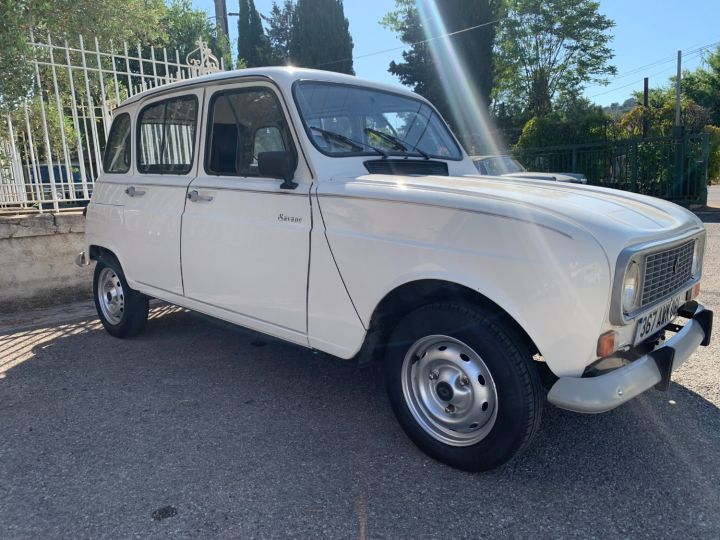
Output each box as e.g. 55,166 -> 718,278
121,90 -> 202,294
181,81 -> 312,338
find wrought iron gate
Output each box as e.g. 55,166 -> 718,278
0,33 -> 221,213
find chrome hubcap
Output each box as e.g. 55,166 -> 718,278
98,267 -> 124,325
401,335 -> 498,447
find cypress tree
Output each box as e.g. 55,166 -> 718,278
237,0 -> 272,67
289,0 -> 354,75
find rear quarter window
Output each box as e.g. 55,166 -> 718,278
103,113 -> 131,174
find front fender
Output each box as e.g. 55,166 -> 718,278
317,188 -> 611,377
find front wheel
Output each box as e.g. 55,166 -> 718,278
384,302 -> 543,471
93,257 -> 149,338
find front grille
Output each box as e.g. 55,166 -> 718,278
641,240 -> 694,305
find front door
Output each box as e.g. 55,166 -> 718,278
181,82 -> 312,337
121,90 -> 202,295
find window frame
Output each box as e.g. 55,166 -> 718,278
203,85 -> 298,178
291,80 -> 464,161
136,94 -> 199,176
103,112 -> 132,174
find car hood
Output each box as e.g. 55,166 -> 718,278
334,173 -> 703,259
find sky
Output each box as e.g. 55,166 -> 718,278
192,0 -> 720,106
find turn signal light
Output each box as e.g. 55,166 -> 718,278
596,331 -> 617,358
692,282 -> 701,299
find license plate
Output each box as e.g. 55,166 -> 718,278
634,293 -> 685,345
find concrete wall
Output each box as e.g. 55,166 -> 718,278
0,212 -> 92,313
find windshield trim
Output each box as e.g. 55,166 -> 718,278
291,79 -> 463,161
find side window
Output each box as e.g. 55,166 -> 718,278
103,113 -> 131,173
138,95 -> 197,174
206,88 -> 292,177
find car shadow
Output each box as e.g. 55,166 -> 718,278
1,306 -> 719,538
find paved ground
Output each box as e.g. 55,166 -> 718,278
1,217 -> 720,539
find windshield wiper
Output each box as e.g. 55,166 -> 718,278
308,126 -> 387,157
364,127 -> 431,160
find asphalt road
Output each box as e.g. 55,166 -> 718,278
1,217 -> 720,539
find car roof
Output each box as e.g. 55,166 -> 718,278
118,66 -> 424,109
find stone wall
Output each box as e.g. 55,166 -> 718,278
0,212 -> 92,313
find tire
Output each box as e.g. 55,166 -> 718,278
383,302 -> 543,472
93,256 -> 149,338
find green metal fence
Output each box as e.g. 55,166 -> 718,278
514,133 -> 710,206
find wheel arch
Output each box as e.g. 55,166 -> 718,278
89,245 -> 121,266
357,279 -> 540,365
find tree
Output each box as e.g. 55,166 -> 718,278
381,0 -> 500,124
265,0 -> 295,65
237,0 -> 272,67
682,46 -> 720,125
516,97 -> 609,148
0,0 -> 167,110
495,0 -> 616,117
161,0 -> 231,69
290,0 -> 354,74
0,0 -> 228,110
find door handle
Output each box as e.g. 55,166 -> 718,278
187,190 -> 213,203
125,185 -> 145,197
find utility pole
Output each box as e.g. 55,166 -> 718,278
214,0 -> 229,37
675,50 -> 682,129
642,77 -> 649,138
673,50 -> 684,200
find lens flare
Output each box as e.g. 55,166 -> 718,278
415,1 -> 507,163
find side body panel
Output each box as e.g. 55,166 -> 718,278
307,183 -> 367,357
117,88 -> 204,294
181,178 -> 312,333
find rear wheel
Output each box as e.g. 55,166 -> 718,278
384,302 -> 543,471
93,257 -> 148,338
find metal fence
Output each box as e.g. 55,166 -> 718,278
514,133 -> 710,207
0,33 -> 222,213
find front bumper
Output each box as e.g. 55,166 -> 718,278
548,302 -> 713,413
75,251 -> 90,267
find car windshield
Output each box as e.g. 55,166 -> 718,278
481,156 -> 526,175
293,81 -> 462,160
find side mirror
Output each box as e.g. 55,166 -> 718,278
258,151 -> 298,190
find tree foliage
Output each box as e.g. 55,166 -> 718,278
0,0 -> 229,110
265,0 -> 295,65
495,0 -> 616,117
238,0 -> 272,67
162,0 -> 231,68
681,47 -> 720,126
290,0 -> 354,74
381,0 -> 500,126
516,97 -> 609,147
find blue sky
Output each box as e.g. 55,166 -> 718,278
192,0 -> 720,106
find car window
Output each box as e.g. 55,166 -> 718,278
138,95 -> 197,175
293,81 -> 462,160
206,87 -> 292,177
482,157 -> 525,176
103,113 -> 131,174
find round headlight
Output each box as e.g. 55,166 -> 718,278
622,261 -> 640,313
692,241 -> 701,276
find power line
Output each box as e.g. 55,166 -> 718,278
311,17 -> 504,69
586,38 -> 720,98
587,44 -> 715,99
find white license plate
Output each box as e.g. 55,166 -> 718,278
633,293 -> 685,345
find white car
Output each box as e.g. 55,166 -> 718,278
472,154 -> 587,183
78,68 -> 712,471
